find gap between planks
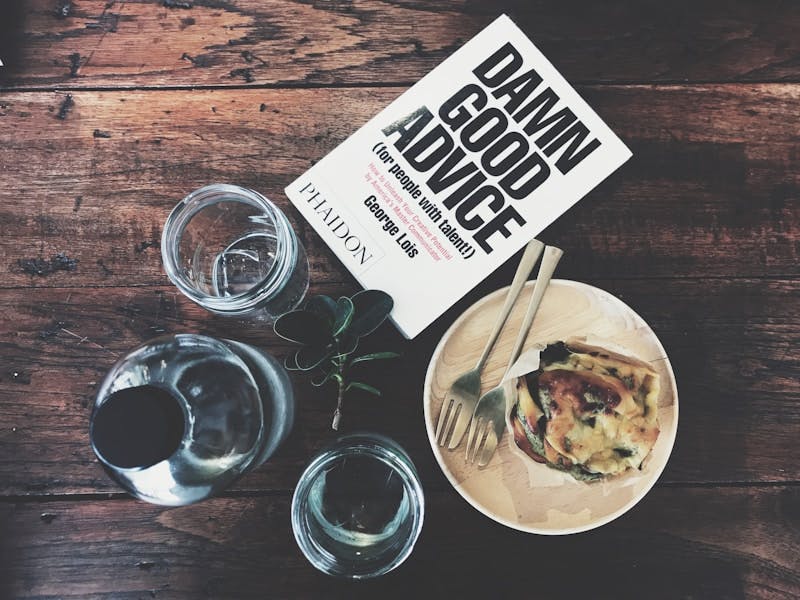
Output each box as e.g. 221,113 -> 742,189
2,273 -> 799,293
1,480 -> 799,504
4,80 -> 800,95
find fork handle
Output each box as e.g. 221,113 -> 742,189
504,245 -> 564,375
474,239 -> 544,373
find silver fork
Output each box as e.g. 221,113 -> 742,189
435,239 -> 545,449
465,245 -> 563,467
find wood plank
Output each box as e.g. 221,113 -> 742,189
0,486 -> 797,599
0,277 -> 797,496
4,1 -> 800,89
0,85 -> 798,288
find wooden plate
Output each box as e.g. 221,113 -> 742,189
423,279 -> 679,535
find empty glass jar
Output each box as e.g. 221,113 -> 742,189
161,184 -> 309,321
90,334 -> 295,506
291,433 -> 425,578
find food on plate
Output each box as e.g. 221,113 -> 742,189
511,340 -> 660,482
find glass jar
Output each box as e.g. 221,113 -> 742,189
161,184 -> 309,321
291,433 -> 425,578
89,334 -> 295,506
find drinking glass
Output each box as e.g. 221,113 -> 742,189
291,433 -> 424,578
161,184 -> 309,321
90,334 -> 294,506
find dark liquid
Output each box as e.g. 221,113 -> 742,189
320,455 -> 405,535
91,386 -> 185,469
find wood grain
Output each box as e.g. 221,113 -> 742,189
0,85 -> 798,290
1,487 -> 798,599
0,276 -> 797,496
4,0 -> 800,89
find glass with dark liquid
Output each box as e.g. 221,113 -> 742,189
291,434 -> 424,578
90,334 -> 294,506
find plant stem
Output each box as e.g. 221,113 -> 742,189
332,379 -> 345,430
331,354 -> 347,430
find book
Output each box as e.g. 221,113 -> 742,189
285,14 -> 632,339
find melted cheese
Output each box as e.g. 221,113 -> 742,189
511,342 -> 661,480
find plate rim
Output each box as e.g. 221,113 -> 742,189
423,278 -> 680,535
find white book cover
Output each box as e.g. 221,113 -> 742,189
285,14 -> 631,339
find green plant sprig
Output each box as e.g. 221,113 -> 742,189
273,290 -> 399,430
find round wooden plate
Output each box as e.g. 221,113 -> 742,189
423,279 -> 679,535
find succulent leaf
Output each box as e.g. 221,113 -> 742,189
337,332 -> 359,356
296,343 -> 334,371
346,382 -> 381,396
349,290 -> 394,337
284,351 -> 301,371
273,310 -> 330,345
332,296 -> 355,336
311,367 -> 335,387
305,295 -> 337,329
350,351 -> 400,366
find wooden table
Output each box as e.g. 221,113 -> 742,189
1,1 -> 798,598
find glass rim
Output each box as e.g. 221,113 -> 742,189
161,183 -> 298,315
291,433 -> 425,579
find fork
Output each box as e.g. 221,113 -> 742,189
434,239 -> 545,449
465,245 -> 563,467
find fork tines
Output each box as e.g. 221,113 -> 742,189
435,397 -> 461,447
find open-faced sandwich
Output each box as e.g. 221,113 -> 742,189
511,340 -> 660,482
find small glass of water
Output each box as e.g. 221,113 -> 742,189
292,433 -> 424,578
161,184 -> 309,321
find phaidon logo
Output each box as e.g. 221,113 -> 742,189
297,182 -> 375,266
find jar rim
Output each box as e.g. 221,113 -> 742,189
161,184 -> 298,315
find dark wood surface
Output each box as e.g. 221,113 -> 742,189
1,1 -> 798,599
